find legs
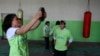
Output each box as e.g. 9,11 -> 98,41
53,49 -> 67,56
44,37 -> 49,50
51,39 -> 55,52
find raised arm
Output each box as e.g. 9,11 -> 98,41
16,11 -> 42,34
30,10 -> 47,30
30,20 -> 41,30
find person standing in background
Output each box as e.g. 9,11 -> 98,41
43,21 -> 52,50
51,21 -> 60,53
53,20 -> 73,56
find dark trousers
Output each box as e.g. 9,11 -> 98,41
44,37 -> 49,49
53,49 -> 67,56
51,39 -> 55,51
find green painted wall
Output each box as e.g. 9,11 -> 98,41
0,20 -> 3,36
0,19 -> 100,42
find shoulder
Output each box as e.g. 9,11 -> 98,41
6,27 -> 19,40
7,27 -> 19,31
55,28 -> 60,33
44,25 -> 48,28
7,27 -> 19,34
64,28 -> 71,33
43,25 -> 47,30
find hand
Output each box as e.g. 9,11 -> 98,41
39,7 -> 47,21
44,12 -> 47,19
34,10 -> 42,20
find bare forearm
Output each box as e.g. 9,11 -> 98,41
30,20 -> 41,30
16,17 -> 39,34
16,10 -> 42,34
21,17 -> 39,32
15,8 -> 47,34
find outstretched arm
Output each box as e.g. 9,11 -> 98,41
30,20 -> 41,30
16,11 -> 42,35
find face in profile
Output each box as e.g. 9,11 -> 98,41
12,17 -> 22,27
17,19 -> 22,27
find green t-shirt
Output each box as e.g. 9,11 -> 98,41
53,25 -> 59,32
8,34 -> 29,56
55,28 -> 72,51
52,25 -> 59,33
52,25 -> 60,39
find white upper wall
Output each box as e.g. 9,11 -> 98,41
0,0 -> 100,21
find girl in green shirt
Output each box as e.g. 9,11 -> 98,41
53,20 -> 73,56
2,9 -> 46,56
52,21 -> 60,53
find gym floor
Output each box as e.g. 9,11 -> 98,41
0,40 -> 100,56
